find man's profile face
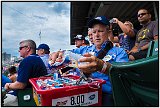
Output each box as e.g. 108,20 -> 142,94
75,39 -> 83,48
19,43 -> 28,58
88,29 -> 94,44
37,49 -> 44,56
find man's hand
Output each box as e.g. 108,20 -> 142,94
112,18 -> 119,24
128,48 -> 138,54
49,51 -> 64,65
4,83 -> 11,91
78,53 -> 104,74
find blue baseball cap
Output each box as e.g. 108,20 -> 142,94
88,16 -> 110,28
36,44 -> 50,51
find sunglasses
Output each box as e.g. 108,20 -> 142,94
137,13 -> 148,17
19,46 -> 28,50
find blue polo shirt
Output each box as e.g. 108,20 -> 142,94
17,54 -> 47,87
71,41 -> 129,94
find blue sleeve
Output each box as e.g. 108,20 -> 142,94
70,48 -> 81,54
17,58 -> 31,83
115,48 -> 129,62
70,46 -> 87,55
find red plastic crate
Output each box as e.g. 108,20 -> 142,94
29,75 -> 106,106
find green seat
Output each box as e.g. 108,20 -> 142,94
147,40 -> 158,57
109,55 -> 158,106
18,88 -> 36,106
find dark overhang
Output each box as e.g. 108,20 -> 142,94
70,1 -> 159,45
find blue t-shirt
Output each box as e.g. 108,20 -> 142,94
71,41 -> 129,94
17,54 -> 47,87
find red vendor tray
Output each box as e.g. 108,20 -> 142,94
29,75 -> 106,106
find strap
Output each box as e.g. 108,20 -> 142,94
96,41 -> 113,59
81,41 -> 113,78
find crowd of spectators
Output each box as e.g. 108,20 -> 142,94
2,8 -> 158,106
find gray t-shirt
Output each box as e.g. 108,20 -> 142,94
136,21 -> 158,48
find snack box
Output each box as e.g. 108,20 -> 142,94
29,75 -> 106,106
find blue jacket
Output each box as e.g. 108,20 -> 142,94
71,42 -> 129,94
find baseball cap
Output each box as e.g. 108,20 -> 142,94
74,35 -> 85,40
88,16 -> 110,28
36,44 -> 50,51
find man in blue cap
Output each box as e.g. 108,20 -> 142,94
37,43 -> 52,74
50,16 -> 129,106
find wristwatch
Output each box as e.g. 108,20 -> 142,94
138,47 -> 142,52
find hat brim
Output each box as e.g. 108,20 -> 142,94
74,38 -> 84,40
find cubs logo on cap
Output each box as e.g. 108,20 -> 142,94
88,16 -> 110,28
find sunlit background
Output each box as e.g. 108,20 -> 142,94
2,2 -> 74,58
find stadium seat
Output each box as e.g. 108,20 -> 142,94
147,40 -> 158,57
18,88 -> 36,106
109,55 -> 158,106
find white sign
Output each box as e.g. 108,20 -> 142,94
52,91 -> 98,106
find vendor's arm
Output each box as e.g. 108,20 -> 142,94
49,51 -> 64,64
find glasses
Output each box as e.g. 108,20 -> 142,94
19,46 -> 28,50
137,13 -> 148,17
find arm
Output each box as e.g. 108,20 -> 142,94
140,35 -> 158,51
128,43 -> 139,54
140,43 -> 149,51
5,81 -> 26,91
153,21 -> 158,40
113,18 -> 135,37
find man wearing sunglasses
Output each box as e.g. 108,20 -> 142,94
128,8 -> 158,60
4,39 -> 47,106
